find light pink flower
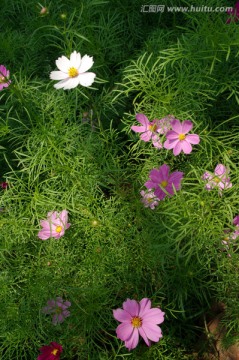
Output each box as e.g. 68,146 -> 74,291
131,114 -> 161,142
38,210 -> 71,240
202,164 -> 232,193
42,297 -> 71,325
113,298 -> 165,350
144,164 -> 183,200
0,65 -> 11,91
164,119 -> 200,156
131,114 -> 174,149
140,190 -> 159,209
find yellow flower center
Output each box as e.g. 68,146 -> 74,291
147,198 -> 153,203
55,307 -> 63,314
0,76 -> 6,83
68,67 -> 79,78
55,225 -> 62,233
131,316 -> 142,328
51,349 -> 59,355
149,124 -> 157,132
161,180 -> 168,188
213,176 -> 220,183
178,133 -> 186,141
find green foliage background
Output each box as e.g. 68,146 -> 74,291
1,0 -> 239,359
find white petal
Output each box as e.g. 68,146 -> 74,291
77,72 -> 96,87
54,79 -> 70,89
70,51 -> 81,68
63,77 -> 80,90
78,55 -> 94,73
50,71 -> 69,80
55,55 -> 70,72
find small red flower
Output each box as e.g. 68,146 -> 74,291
0,182 -> 8,189
37,342 -> 63,360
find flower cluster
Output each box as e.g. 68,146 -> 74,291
202,164 -> 232,195
131,113 -> 173,149
131,114 -> 200,155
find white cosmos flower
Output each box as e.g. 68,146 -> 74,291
50,51 -> 96,90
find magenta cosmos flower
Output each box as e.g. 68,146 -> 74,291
50,50 -> 96,90
144,164 -> 183,200
42,297 -> 71,325
202,164 -> 232,193
38,210 -> 70,240
226,2 -> 239,24
0,65 -> 11,91
38,342 -> 63,360
140,190 -> 159,209
113,298 -> 165,350
164,119 -> 200,156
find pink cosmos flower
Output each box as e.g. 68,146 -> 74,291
164,119 -> 200,156
131,113 -> 162,144
202,164 -> 232,193
140,190 -> 159,209
42,297 -> 71,325
113,298 -> 165,350
38,342 -> 63,360
0,65 -> 11,91
38,210 -> 70,240
226,2 -> 239,24
144,164 -> 183,200
131,114 -> 174,149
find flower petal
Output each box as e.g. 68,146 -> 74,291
171,119 -> 182,133
165,130 -> 179,140
123,299 -> 139,316
116,322 -> 133,341
63,77 -> 80,90
50,71 -> 69,80
186,134 -> 200,145
77,72 -> 96,87
135,113 -> 150,127
173,141 -> 183,156
139,327 -> 150,346
78,55 -> 94,73
113,309 -> 132,323
56,55 -> 71,72
140,131 -> 152,142
215,164 -> 226,176
142,323 -> 163,342
54,79 -> 70,89
181,140 -> 192,154
142,308 -> 165,324
124,328 -> 139,350
131,125 -> 145,133
70,51 -> 81,68
164,138 -> 179,150
181,120 -> 193,133
139,298 -> 151,317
